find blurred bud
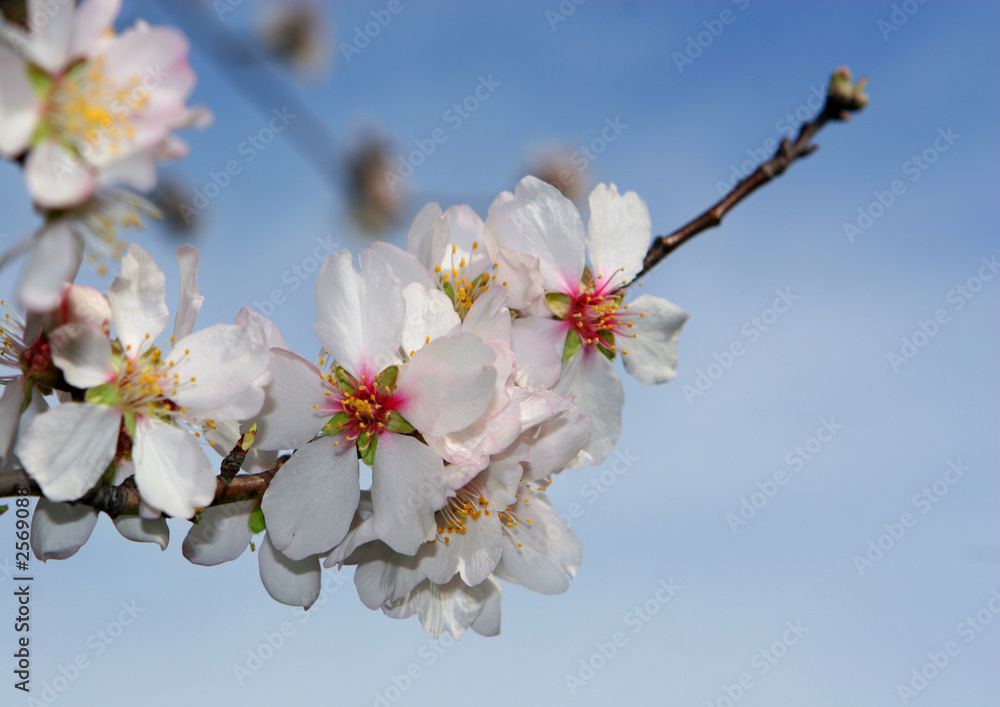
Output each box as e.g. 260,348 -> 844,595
257,2 -> 332,78
150,178 -> 199,236
527,148 -> 589,204
347,137 -> 405,234
0,0 -> 27,27
827,66 -> 869,115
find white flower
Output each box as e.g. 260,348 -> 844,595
486,176 -> 688,465
256,248 -> 498,559
0,0 -> 209,209
15,243 -> 270,518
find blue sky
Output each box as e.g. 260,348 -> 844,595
1,1 -> 998,705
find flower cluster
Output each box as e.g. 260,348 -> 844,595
0,1 -> 689,639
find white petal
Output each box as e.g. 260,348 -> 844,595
0,46 -> 40,156
371,432 -> 447,555
522,404 -> 590,481
470,577 -> 503,637
384,575 -> 499,640
109,243 -> 168,357
49,323 -> 113,389
461,285 -> 511,347
492,247 -> 545,311
30,499 -> 98,561
252,349 -> 329,451
70,0 -> 121,58
24,0 -> 74,72
172,245 -> 204,341
17,222 -> 84,312
258,533 -> 321,609
353,544 -> 425,609
404,202 -> 444,269
182,499 -> 257,565
420,507 -> 502,587
314,249 -> 404,378
16,403 -> 120,501
63,284 -> 112,328
0,376 -> 26,464
165,323 -> 269,418
400,282 -> 460,355
485,176 -> 585,293
394,333 -> 496,438
132,418 -> 216,519
557,348 -> 623,466
621,294 -> 688,385
113,516 -> 169,550
236,307 -> 289,350
586,183 -> 652,287
496,490 -> 581,595
370,241 -> 434,289
261,435 -> 359,560
511,324 -> 563,392
25,139 -> 96,208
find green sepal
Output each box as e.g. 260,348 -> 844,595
27,65 -> 52,95
100,462 -> 117,484
0,505 -> 8,517
248,506 -> 266,534
122,409 -> 137,438
19,378 -> 34,414
321,411 -> 351,435
375,365 -> 398,392
335,366 -> 359,395
441,280 -> 456,302
545,292 -> 574,319
85,382 -> 120,407
359,432 -> 378,467
562,329 -> 583,363
596,330 -> 616,360
385,410 -> 415,434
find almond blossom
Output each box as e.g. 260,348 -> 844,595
15,243 -> 270,518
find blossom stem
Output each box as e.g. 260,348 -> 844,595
633,68 -> 867,282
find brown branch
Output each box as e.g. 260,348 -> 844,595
634,67 -> 868,281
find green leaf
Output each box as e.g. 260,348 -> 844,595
385,410 -> 415,434
562,329 -> 583,363
321,411 -> 351,435
375,365 -> 398,392
335,366 -> 359,395
545,292 -> 574,319
360,432 -> 378,467
248,506 -> 266,534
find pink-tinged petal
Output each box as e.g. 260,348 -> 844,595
512,315 -> 569,358
182,499 -> 257,565
24,0 -> 74,72
370,241 -> 434,289
17,221 -> 84,313
252,349 -> 329,451
586,183 -> 651,287
109,243 -> 168,357
621,294 -> 688,385
404,202 -> 443,270
236,307 -> 289,350
16,403 -> 121,502
69,0 -> 121,58
461,286 -> 511,347
400,283 -> 460,355
30,499 -> 98,561
511,324 -> 562,392
258,533 -> 321,609
113,516 -> 169,550
314,248 -> 404,377
261,435 -> 359,561
0,46 -> 40,156
63,285 -> 112,328
25,139 -> 96,208
172,245 -> 204,341
485,176 -> 585,294
557,347 -> 623,466
492,247 -> 545,311
522,404 -> 590,481
49,323 -> 113,389
352,544 -> 425,609
394,333 -> 496,438
165,323 -> 269,418
496,489 -> 581,595
132,417 -> 216,519
371,432 -> 448,555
